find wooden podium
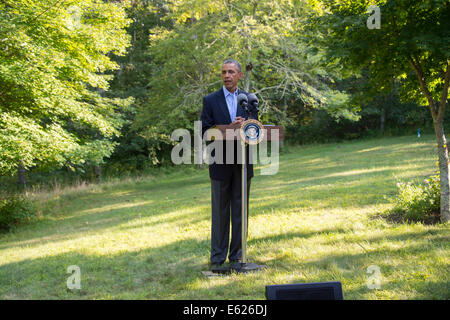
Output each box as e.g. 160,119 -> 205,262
206,121 -> 283,274
212,124 -> 284,142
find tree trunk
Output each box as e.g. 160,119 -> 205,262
243,62 -> 253,92
314,109 -> 321,126
380,108 -> 386,134
434,121 -> 450,222
94,165 -> 102,182
408,58 -> 450,223
17,161 -> 26,189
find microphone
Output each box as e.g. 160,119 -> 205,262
237,93 -> 248,108
237,93 -> 249,113
247,93 -> 259,112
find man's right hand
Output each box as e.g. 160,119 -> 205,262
231,116 -> 245,125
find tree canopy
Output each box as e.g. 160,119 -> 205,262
1,0 -> 448,209
0,0 -> 133,175
133,0 -> 358,162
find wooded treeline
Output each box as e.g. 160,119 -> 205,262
1,0 -> 448,196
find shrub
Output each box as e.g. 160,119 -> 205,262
0,195 -> 37,232
391,174 -> 440,223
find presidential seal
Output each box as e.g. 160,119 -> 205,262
240,119 -> 264,145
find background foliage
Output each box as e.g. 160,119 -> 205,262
0,0 -> 133,177
0,0 -> 447,189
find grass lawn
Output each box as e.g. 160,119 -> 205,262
0,134 -> 449,299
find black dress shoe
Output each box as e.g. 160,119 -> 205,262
229,259 -> 242,264
210,263 -> 230,274
210,261 -> 224,269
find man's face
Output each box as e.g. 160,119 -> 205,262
221,63 -> 242,93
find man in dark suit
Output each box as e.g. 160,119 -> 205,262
201,59 -> 258,269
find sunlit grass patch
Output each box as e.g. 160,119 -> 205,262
0,134 -> 448,300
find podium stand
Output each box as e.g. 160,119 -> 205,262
207,122 -> 283,274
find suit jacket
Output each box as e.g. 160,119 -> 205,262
201,88 -> 258,181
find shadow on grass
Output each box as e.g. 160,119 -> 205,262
0,174 -> 210,251
0,238 -> 211,299
247,227 -> 350,246
373,208 -> 442,226
260,234 -> 449,300
44,174 -> 209,216
0,225 -> 448,299
297,240 -> 450,300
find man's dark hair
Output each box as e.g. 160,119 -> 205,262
223,59 -> 241,72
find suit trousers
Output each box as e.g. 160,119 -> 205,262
210,164 -> 251,264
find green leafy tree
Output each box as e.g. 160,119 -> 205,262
0,0 -> 133,178
310,0 -> 450,222
134,0 -> 357,162
106,0 -> 171,170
